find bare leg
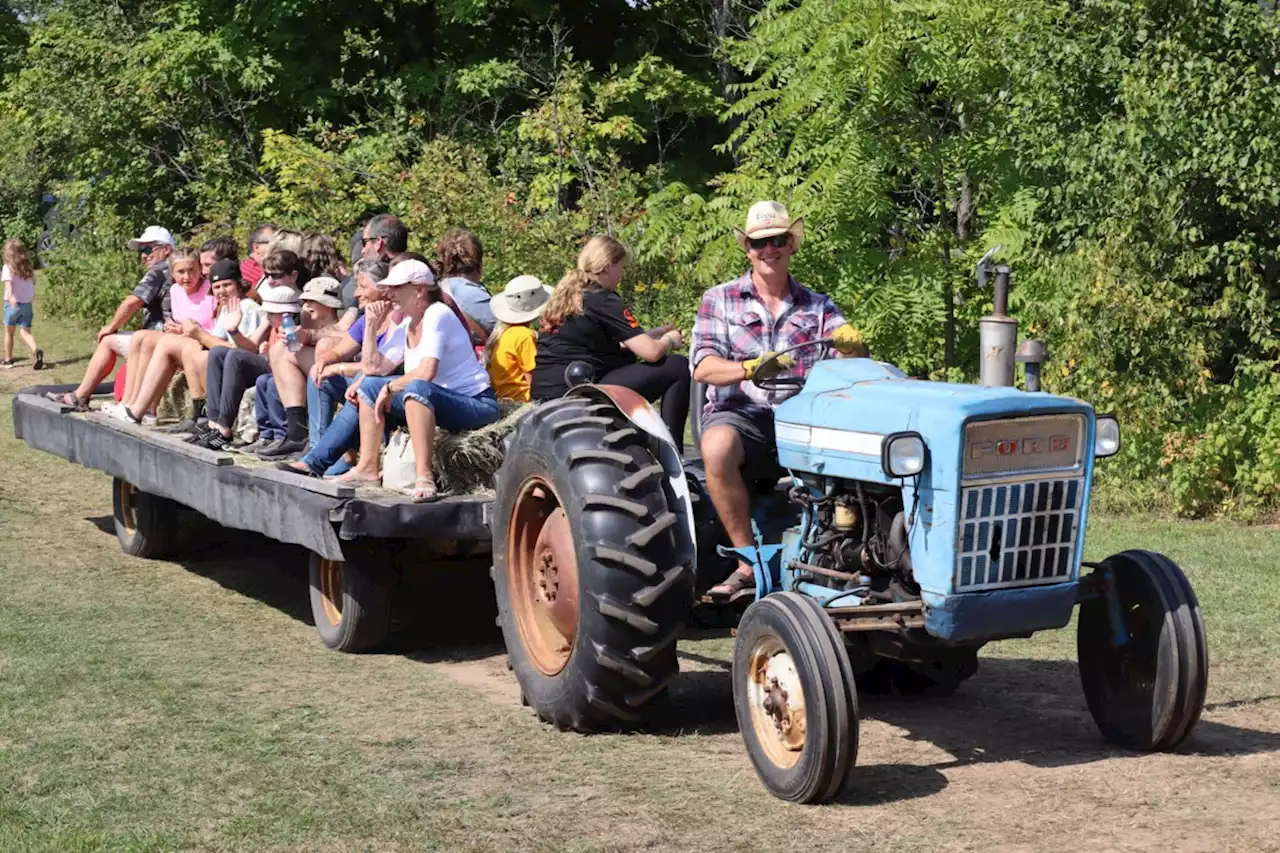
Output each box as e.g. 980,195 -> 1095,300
405,400 -> 437,479
345,398 -> 385,482
132,335 -> 196,415
73,339 -> 121,399
701,425 -> 757,588
183,347 -> 210,399
18,327 -> 38,356
3,326 -> 13,361
122,331 -> 160,408
269,344 -> 315,408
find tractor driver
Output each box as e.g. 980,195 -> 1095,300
691,201 -> 867,603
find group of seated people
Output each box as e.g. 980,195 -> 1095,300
47,214 -> 694,502
49,199 -> 869,601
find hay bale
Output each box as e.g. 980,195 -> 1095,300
432,401 -> 531,495
156,371 -> 191,422
234,387 -> 258,442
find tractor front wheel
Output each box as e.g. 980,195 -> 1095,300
1078,549 -> 1208,750
733,592 -> 859,803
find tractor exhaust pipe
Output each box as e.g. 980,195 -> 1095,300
978,250 -> 1016,388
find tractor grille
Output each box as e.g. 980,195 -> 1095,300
955,477 -> 1082,592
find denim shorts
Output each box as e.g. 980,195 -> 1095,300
3,302 -> 32,328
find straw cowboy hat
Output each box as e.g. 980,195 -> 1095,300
490,275 -> 553,325
733,200 -> 805,251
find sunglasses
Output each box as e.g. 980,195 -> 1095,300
265,270 -> 292,279
138,245 -> 158,256
747,234 -> 791,250
361,236 -> 378,246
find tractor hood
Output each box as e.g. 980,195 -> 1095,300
774,359 -> 1097,486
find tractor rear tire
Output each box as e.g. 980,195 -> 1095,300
733,592 -> 859,804
1078,549 -> 1208,750
309,544 -> 393,653
493,396 -> 692,732
112,477 -> 182,559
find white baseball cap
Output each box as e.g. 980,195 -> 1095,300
127,226 -> 175,251
377,259 -> 436,288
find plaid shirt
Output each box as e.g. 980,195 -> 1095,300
691,271 -> 845,416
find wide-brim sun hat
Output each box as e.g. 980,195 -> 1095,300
733,200 -> 804,251
491,274 -> 553,325
300,275 -> 344,309
258,281 -> 301,314
378,258 -> 436,288
127,225 -> 176,251
261,299 -> 302,314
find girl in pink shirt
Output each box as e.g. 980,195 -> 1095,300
2,239 -> 41,369
107,247 -> 219,424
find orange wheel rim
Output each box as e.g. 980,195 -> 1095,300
318,558 -> 343,627
746,635 -> 806,769
508,477 -> 579,676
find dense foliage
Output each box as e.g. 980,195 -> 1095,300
3,0 -> 1280,516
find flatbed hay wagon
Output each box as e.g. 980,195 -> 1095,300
12,381 -> 494,653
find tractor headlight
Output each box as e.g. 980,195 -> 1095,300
881,431 -> 926,478
1095,415 -> 1121,458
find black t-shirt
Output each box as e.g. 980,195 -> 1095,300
531,286 -> 645,398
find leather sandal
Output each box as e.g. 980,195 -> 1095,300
706,570 -> 756,603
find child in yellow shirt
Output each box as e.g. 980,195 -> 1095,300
486,275 -> 553,402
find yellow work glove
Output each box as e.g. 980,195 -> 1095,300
743,351 -> 795,381
831,323 -> 868,356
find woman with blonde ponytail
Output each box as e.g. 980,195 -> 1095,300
532,235 -> 690,451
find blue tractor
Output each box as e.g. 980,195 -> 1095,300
492,259 -> 1207,804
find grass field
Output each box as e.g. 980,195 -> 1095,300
0,313 -> 1278,853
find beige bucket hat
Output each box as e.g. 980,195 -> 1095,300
491,275 -> 553,325
733,200 -> 804,251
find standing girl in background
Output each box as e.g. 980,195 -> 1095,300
2,238 -> 41,369
485,275 -> 551,402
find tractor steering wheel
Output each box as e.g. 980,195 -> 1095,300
751,338 -> 834,391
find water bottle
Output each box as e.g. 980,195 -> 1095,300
282,314 -> 302,352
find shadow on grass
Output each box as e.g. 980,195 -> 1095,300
84,512 -> 311,624
78,512 -> 1280,796
645,653 -> 1280,805
86,510 -> 506,659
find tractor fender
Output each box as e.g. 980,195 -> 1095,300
567,384 -> 697,575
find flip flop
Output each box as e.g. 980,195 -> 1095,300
333,470 -> 382,487
705,570 -> 756,604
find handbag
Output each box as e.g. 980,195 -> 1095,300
381,428 -> 417,491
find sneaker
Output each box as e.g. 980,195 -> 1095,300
193,430 -> 231,451
184,427 -> 214,444
258,437 -> 308,459
140,413 -> 158,427
33,349 -> 43,370
233,438 -> 267,454
0,358 -> 14,369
